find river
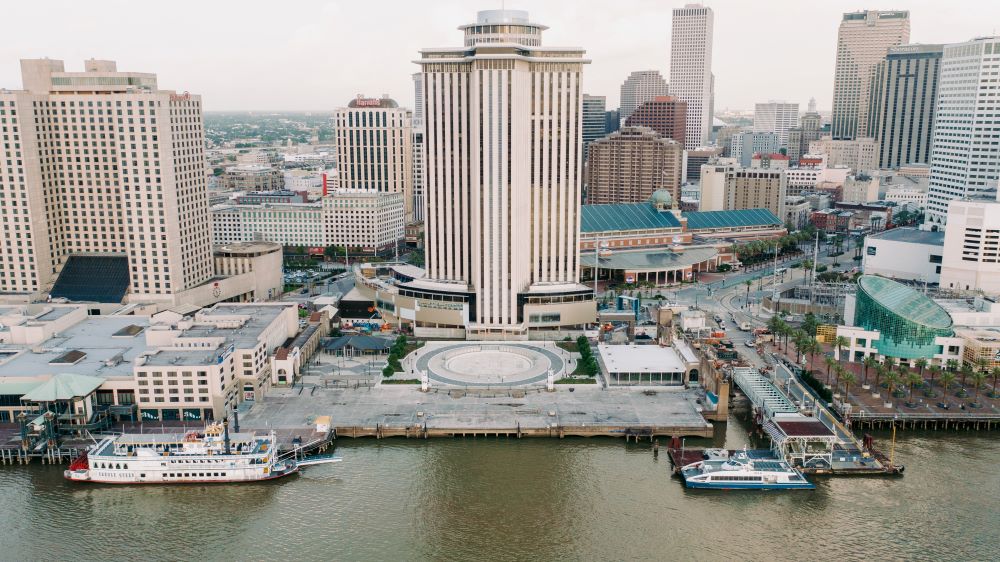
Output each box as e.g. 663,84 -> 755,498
0,416 -> 997,561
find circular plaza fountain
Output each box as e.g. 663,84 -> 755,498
409,342 -> 567,387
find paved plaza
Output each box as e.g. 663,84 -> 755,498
239,383 -> 713,436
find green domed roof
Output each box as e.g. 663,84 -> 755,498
857,275 -> 953,330
649,189 -> 673,207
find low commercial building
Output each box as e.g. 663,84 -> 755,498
579,195 -> 784,286
220,164 -> 285,191
354,264 -> 595,340
862,228 -> 944,284
212,203 -> 325,246
235,190 -> 309,205
808,136 -> 878,172
0,302 -> 303,422
597,343 -> 698,386
839,275 -> 957,364
939,195 -> 1000,295
211,190 -> 405,254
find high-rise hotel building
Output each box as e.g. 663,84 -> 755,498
926,37 -> 1000,225
869,44 -> 942,170
334,95 -> 414,223
411,9 -> 595,339
831,10 -> 910,140
0,59 -> 214,303
669,4 -> 714,148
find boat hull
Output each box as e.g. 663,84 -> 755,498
682,479 -> 814,490
64,467 -> 300,485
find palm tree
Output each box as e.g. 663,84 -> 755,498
833,335 -> 850,361
882,356 -> 896,372
807,337 -> 820,371
824,355 -> 837,385
841,370 -> 857,400
873,365 -> 886,391
959,362 -> 974,388
744,279 -> 752,309
970,371 -> 987,403
946,358 -> 959,373
940,371 -> 957,392
832,364 -> 846,391
767,315 -> 783,340
990,367 -> 1000,399
862,355 -> 878,386
884,369 -> 902,397
905,371 -> 923,403
914,358 -> 928,381
927,364 -> 941,389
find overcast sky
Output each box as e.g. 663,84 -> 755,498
2,0 -> 997,112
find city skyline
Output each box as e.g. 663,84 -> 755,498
3,0 -> 998,112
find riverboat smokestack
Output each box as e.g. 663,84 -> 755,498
223,416 -> 232,455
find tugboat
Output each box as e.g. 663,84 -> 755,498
64,420 -> 340,484
679,449 -> 814,490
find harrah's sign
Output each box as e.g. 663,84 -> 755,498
354,94 -> 381,107
170,91 -> 191,102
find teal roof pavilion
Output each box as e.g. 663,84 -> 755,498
581,203 -> 681,233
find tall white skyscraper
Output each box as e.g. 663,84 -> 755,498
411,73 -> 426,222
753,101 -> 799,147
619,70 -> 669,124
926,37 -> 1000,225
415,9 -> 595,338
669,4 -> 714,149
831,10 -> 910,140
0,59 -> 214,303
334,95 -> 414,222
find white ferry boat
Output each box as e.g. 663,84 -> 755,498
64,422 -> 338,484
680,450 -> 814,490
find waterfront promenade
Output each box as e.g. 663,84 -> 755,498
239,383 -> 714,439
764,340 -> 1000,430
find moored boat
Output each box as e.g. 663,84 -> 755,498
64,420 -> 340,484
679,449 -> 814,490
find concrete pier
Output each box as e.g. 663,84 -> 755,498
239,384 -> 715,440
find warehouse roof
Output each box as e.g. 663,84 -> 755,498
581,203 -> 681,233
684,208 -> 783,230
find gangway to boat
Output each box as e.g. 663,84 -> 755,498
296,454 -> 343,467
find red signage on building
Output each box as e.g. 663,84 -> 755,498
354,95 -> 381,107
170,92 -> 191,102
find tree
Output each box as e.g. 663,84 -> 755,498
834,335 -> 850,361
959,362 -> 974,387
873,365 -> 885,390
806,336 -> 820,368
927,365 -> 941,392
824,355 -> 837,385
802,312 -> 819,337
884,369 -> 902,397
841,370 -> 857,399
945,359 -> 959,373
905,371 -> 923,403
940,371 -> 956,392
991,367 -> 1000,398
862,355 -> 878,386
914,358 -> 928,381
744,279 -> 752,308
970,371 -> 987,402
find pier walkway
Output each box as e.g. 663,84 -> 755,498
239,384 -> 714,439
